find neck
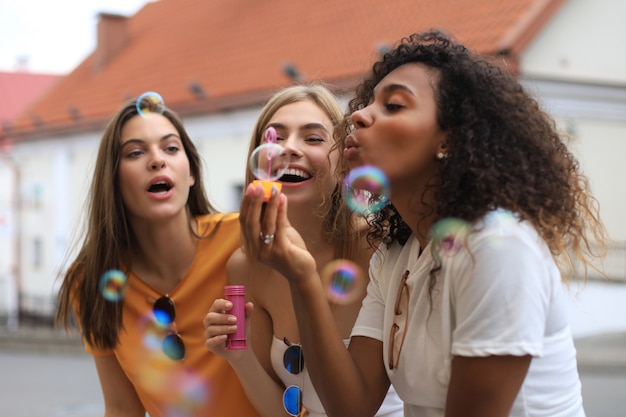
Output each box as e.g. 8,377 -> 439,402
390,184 -> 438,250
129,213 -> 198,292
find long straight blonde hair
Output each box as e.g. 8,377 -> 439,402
245,84 -> 364,260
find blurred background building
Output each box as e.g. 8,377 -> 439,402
0,0 -> 625,329
0,70 -> 62,328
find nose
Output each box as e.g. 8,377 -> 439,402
350,107 -> 372,129
149,152 -> 166,170
281,134 -> 303,157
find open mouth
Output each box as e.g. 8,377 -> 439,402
147,180 -> 173,194
279,168 -> 312,183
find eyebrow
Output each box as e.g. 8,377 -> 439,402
269,122 -> 330,133
380,83 -> 416,96
121,133 -> 181,146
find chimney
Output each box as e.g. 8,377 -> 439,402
94,13 -> 129,72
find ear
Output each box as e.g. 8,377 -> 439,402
190,175 -> 196,187
435,142 -> 450,161
434,128 -> 449,153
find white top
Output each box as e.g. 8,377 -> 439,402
271,336 -> 404,417
352,209 -> 585,417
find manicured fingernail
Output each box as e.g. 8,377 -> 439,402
246,183 -> 255,195
271,185 -> 278,196
255,184 -> 264,196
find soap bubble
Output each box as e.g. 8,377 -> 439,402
321,259 -> 366,305
343,165 -> 390,215
137,91 -> 165,117
99,269 -> 128,302
429,217 -> 471,258
249,142 -> 290,182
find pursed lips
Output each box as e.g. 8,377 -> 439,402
343,134 -> 361,162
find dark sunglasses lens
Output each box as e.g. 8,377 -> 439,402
153,296 -> 176,325
163,333 -> 185,360
283,345 -> 304,374
283,385 -> 302,416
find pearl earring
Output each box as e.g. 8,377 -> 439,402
437,152 -> 446,160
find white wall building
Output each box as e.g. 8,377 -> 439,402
521,0 -> 626,279
1,0 -> 625,325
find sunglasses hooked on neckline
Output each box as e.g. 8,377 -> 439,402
388,270 -> 410,370
282,337 -> 304,416
153,295 -> 186,361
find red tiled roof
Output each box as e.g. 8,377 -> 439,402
0,71 -> 61,131
6,0 -> 564,140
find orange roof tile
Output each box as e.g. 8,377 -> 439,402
6,0 -> 564,140
0,71 -> 61,131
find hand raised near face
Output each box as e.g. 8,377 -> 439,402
239,183 -> 317,284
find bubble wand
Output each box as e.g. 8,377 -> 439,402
250,126 -> 290,201
264,126 -> 276,181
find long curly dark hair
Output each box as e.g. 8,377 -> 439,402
337,29 -> 607,281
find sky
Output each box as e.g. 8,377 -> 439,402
0,0 -> 152,74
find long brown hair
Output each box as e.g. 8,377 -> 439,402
55,98 -> 218,349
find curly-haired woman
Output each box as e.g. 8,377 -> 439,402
236,30 -> 608,417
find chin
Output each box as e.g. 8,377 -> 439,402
284,191 -> 317,205
348,161 -> 365,170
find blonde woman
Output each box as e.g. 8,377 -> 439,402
204,84 -> 403,417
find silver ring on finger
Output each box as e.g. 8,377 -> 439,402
259,232 -> 274,245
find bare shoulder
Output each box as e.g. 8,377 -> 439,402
226,247 -> 273,286
226,248 -> 252,286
